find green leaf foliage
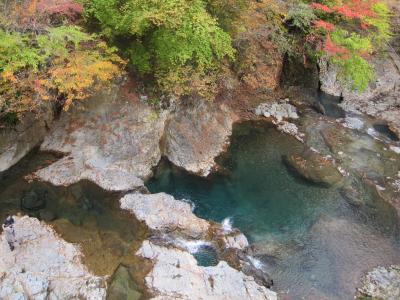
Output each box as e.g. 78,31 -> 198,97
332,55 -> 375,91
84,0 -> 235,97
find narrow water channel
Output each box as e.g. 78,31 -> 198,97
148,121 -> 400,300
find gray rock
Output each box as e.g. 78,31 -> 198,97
35,88 -> 167,191
0,103 -> 53,173
120,193 -> 209,238
222,232 -> 249,250
319,55 -> 400,139
0,216 -> 106,299
255,99 -> 299,122
357,265 -> 400,300
136,240 -> 277,300
319,56 -> 400,103
163,98 -> 237,176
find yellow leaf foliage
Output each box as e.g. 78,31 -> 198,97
43,50 -> 125,110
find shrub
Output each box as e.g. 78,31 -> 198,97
309,0 -> 392,91
0,25 -> 125,119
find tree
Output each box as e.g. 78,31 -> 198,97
84,0 -> 235,98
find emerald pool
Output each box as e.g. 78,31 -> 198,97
148,121 -> 400,299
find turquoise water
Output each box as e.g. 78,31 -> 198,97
148,121 -> 400,299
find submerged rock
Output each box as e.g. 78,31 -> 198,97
356,265 -> 400,300
120,192 -> 210,238
284,149 -> 342,186
21,189 -> 48,211
163,98 -> 237,176
35,88 -> 167,191
0,216 -> 106,299
136,240 -> 277,300
108,265 -> 141,300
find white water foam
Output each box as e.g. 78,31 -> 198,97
175,238 -> 211,253
247,255 -> 264,270
181,198 -> 196,212
221,217 -> 233,233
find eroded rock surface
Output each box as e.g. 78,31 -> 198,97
35,89 -> 167,191
0,216 -> 106,299
137,240 -> 277,300
357,265 -> 400,300
163,99 -> 237,176
0,104 -> 53,173
120,192 -> 209,238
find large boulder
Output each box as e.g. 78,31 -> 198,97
0,216 -> 106,299
319,55 -> 400,139
356,265 -> 400,300
163,98 -> 237,176
283,149 -> 342,186
120,192 -> 209,238
35,88 -> 167,191
0,104 -> 53,173
136,240 -> 277,300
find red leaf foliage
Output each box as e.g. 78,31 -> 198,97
311,0 -> 377,20
38,0 -> 83,20
311,3 -> 333,13
313,20 -> 336,31
324,36 -> 350,57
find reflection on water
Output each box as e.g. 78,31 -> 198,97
148,121 -> 400,300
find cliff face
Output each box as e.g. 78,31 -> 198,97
0,103 -> 54,173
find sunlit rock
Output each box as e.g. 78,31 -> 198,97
35,88 -> 167,191
163,98 -> 237,177
357,265 -> 400,300
0,216 -> 106,299
120,192 -> 210,238
137,240 -> 277,300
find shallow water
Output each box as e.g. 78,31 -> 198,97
0,150 -> 148,295
148,121 -> 400,299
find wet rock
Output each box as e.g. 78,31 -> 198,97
163,98 -> 237,176
340,185 -> 364,207
35,88 -> 167,191
136,240 -> 277,300
108,265 -> 141,300
284,149 -> 342,186
222,232 -> 249,250
0,103 -> 54,173
21,189 -> 47,211
120,192 -> 210,238
356,265 -> 400,300
0,216 -> 106,299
